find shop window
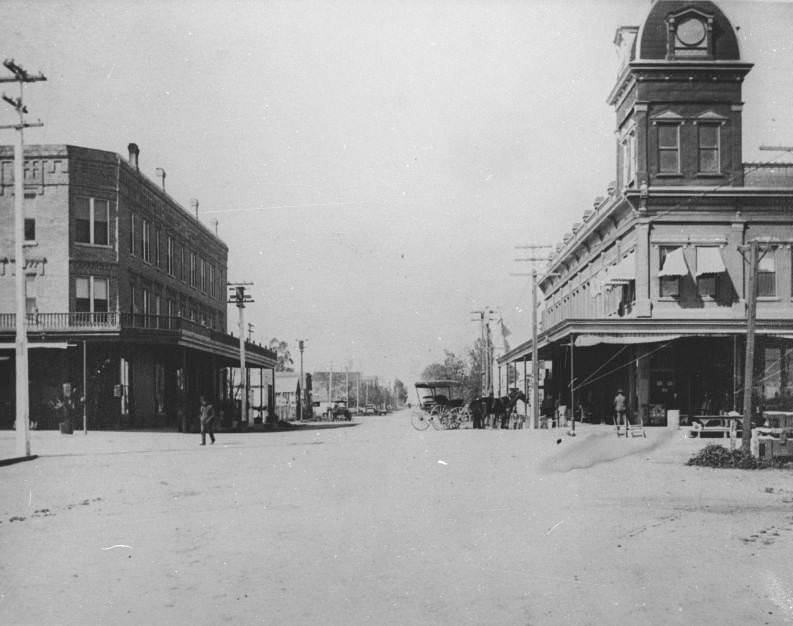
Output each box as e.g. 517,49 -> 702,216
757,252 -> 776,297
76,197 -> 109,245
698,123 -> 720,174
763,347 -> 782,401
658,124 -> 680,174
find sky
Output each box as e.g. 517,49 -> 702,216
2,0 -> 793,387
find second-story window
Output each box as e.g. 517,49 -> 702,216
75,277 -> 108,313
698,123 -> 720,174
142,219 -> 151,263
758,251 -> 776,297
658,124 -> 680,174
167,236 -> 174,276
621,130 -> 636,187
190,252 -> 197,287
24,218 -> 36,243
659,246 -> 688,297
76,197 -> 110,246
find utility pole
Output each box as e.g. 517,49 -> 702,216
228,282 -> 253,428
0,59 -> 46,458
740,240 -> 758,455
297,340 -> 305,421
471,309 -> 495,396
513,245 -> 553,429
471,310 -> 486,396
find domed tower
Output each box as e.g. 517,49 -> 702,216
607,1 -> 753,192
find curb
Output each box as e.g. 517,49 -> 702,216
0,454 -> 39,467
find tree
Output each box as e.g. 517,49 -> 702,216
466,338 -> 487,401
394,379 -> 408,406
268,338 -> 294,372
421,350 -> 466,382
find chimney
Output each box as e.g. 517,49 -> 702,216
127,143 -> 139,171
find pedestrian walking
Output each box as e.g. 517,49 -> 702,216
613,388 -> 627,430
199,395 -> 216,445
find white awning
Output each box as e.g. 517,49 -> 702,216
606,251 -> 635,284
695,247 -> 725,276
575,334 -> 681,347
659,247 -> 689,277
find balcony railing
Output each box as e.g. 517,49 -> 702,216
0,312 -> 212,332
0,313 -> 275,357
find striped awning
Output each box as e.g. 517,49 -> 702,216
695,247 -> 725,276
659,247 -> 689,277
606,251 -> 635,284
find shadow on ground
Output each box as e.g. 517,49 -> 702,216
538,429 -> 675,473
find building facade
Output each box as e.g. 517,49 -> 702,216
0,143 -> 276,430
501,0 -> 793,426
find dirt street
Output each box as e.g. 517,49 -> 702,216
1,412 -> 792,625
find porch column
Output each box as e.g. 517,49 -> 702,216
636,344 -> 651,426
635,219 -> 652,317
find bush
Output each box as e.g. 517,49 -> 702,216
687,444 -> 793,469
687,444 -> 762,469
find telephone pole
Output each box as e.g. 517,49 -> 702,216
513,245 -> 553,429
228,282 -> 253,428
297,340 -> 305,421
736,238 -> 793,454
0,59 -> 46,458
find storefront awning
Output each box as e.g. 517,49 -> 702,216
695,247 -> 725,276
659,247 -> 689,277
605,251 -> 635,284
575,334 -> 681,347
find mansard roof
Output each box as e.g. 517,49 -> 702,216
635,0 -> 741,61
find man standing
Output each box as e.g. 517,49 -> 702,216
199,395 -> 216,446
614,388 -> 627,432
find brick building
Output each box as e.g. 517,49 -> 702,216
0,143 -> 276,430
501,0 -> 793,426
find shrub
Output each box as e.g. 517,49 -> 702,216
687,444 -> 762,469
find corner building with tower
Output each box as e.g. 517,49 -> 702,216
501,0 -> 793,426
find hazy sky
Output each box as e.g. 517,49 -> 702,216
2,0 -> 792,386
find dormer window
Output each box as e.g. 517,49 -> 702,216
666,10 -> 713,59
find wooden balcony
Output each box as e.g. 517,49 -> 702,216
0,313 -> 277,366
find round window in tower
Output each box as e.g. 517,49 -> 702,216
676,18 -> 706,47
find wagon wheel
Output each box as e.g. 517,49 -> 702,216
410,409 -> 430,431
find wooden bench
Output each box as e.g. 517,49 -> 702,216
687,415 -> 740,438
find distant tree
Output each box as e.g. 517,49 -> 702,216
268,338 -> 294,372
394,379 -> 408,406
466,337 -> 487,400
421,350 -> 466,382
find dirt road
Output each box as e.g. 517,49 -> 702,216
1,413 -> 791,625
